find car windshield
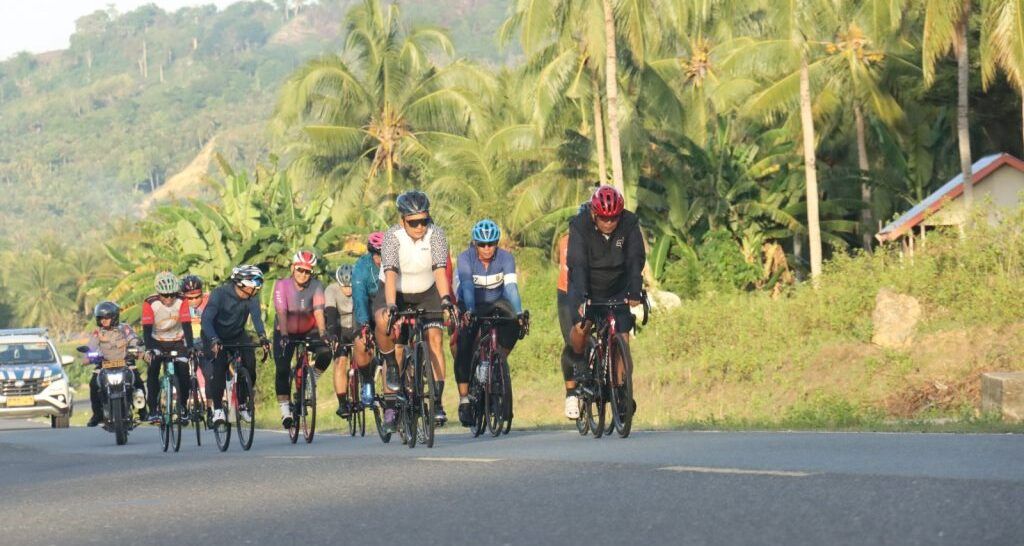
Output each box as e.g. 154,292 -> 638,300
0,342 -> 56,365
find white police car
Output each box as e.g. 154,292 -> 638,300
0,328 -> 74,428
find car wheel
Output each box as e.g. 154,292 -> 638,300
51,415 -> 70,428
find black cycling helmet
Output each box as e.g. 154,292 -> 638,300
396,190 -> 430,216
94,301 -> 120,327
180,274 -> 203,293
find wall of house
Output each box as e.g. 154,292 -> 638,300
924,166 -> 1024,227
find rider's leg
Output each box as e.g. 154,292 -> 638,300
145,355 -> 161,414
273,329 -> 294,404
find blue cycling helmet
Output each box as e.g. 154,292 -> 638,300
472,219 -> 501,244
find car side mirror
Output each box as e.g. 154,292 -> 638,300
61,355 -> 74,366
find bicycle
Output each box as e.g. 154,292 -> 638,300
339,342 -> 369,437
385,307 -> 450,449
185,348 -> 208,447
575,294 -> 649,439
285,336 -> 328,444
356,329 -> 392,444
467,311 -> 529,438
152,349 -> 186,453
212,343 -> 265,452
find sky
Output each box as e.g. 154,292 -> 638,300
0,0 -> 240,61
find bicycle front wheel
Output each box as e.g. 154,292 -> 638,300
609,334 -> 635,438
169,375 -> 182,452
159,377 -> 171,452
288,366 -> 302,444
487,355 -> 506,438
416,342 -> 436,448
301,365 -> 317,444
236,366 -> 255,451
191,376 -> 204,447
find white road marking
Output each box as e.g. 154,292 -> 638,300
658,466 -> 816,477
417,457 -> 500,463
265,456 -> 315,459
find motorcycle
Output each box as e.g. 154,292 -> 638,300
77,346 -> 145,446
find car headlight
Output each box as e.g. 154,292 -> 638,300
105,371 -> 125,386
42,377 -> 67,390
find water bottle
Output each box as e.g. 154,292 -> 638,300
476,359 -> 490,383
361,382 -> 374,406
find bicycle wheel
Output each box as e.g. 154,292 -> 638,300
191,376 -> 204,447
347,368 -> 359,437
590,352 -> 607,439
301,364 -> 317,444
501,359 -> 513,435
575,395 -> 590,436
213,394 -> 231,452
487,354 -> 506,438
236,366 -> 256,451
468,370 -> 486,437
159,377 -> 171,452
609,334 -> 635,438
169,375 -> 182,452
403,352 -> 418,449
416,342 -> 436,448
372,402 -> 391,443
288,365 -> 302,444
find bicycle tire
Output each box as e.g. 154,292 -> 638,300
236,366 -> 255,451
169,375 -> 182,452
590,350 -> 607,439
501,359 -> 513,435
301,364 -> 317,444
372,402 -> 392,443
288,364 -> 302,444
403,352 -> 418,449
469,369 -> 485,437
575,397 -> 590,436
487,354 -> 505,438
416,342 -> 436,448
191,376 -> 204,447
609,333 -> 634,438
159,376 -> 171,452
347,367 -> 359,437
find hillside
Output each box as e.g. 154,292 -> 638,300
0,0 -> 511,248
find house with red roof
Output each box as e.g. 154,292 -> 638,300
876,153 -> 1024,244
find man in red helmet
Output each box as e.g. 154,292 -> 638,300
565,185 -> 645,419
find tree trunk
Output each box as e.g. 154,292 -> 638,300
592,77 -> 608,186
955,5 -> 974,213
141,39 -> 148,79
854,102 -> 872,251
602,0 -> 625,195
799,53 -> 823,281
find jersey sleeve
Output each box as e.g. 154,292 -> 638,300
177,299 -> 191,324
430,227 -> 449,270
312,282 -> 326,311
140,299 -> 155,326
352,259 -> 371,326
456,252 -> 475,312
381,226 -> 401,273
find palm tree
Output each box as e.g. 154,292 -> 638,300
274,0 -> 484,210
981,0 -> 1024,151
922,0 -> 975,209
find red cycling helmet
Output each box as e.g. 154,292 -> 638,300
292,250 -> 318,269
590,185 -> 624,217
367,231 -> 385,253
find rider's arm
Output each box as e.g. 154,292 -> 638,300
313,283 -> 327,336
273,278 -> 288,335
382,228 -> 400,306
247,295 -> 267,340
456,254 -> 475,312
625,221 -> 646,300
178,300 -> 194,348
352,260 -> 370,326
201,290 -> 222,344
430,227 -> 451,299
566,223 -> 588,321
140,299 -> 156,350
324,285 -> 341,336
501,254 -> 524,315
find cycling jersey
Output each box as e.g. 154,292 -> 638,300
380,224 -> 449,294
455,245 -> 523,314
201,282 -> 267,345
187,293 -> 209,339
273,277 -> 325,335
141,294 -> 192,344
325,282 -> 354,330
351,253 -> 380,326
566,208 -> 645,312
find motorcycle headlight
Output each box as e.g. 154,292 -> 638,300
105,371 -> 125,386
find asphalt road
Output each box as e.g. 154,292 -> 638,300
1,418 -> 1022,546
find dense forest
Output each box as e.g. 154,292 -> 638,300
0,0 -> 1022,338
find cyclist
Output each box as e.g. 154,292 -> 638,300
86,302 -> 145,427
141,272 -> 194,424
350,232 -> 383,396
273,250 -> 332,429
202,265 -> 271,426
326,264 -> 359,417
453,219 -> 526,427
373,190 -> 455,429
181,274 -> 210,405
567,186 -> 645,407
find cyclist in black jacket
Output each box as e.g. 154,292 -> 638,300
566,186 -> 645,406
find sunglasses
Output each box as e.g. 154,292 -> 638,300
185,294 -> 203,300
595,214 -> 621,222
476,241 -> 497,248
294,268 -> 313,275
404,217 -> 431,228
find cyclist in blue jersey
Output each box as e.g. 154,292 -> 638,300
453,219 -> 527,427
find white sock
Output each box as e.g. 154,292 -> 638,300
279,402 -> 290,416
459,395 -> 469,404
